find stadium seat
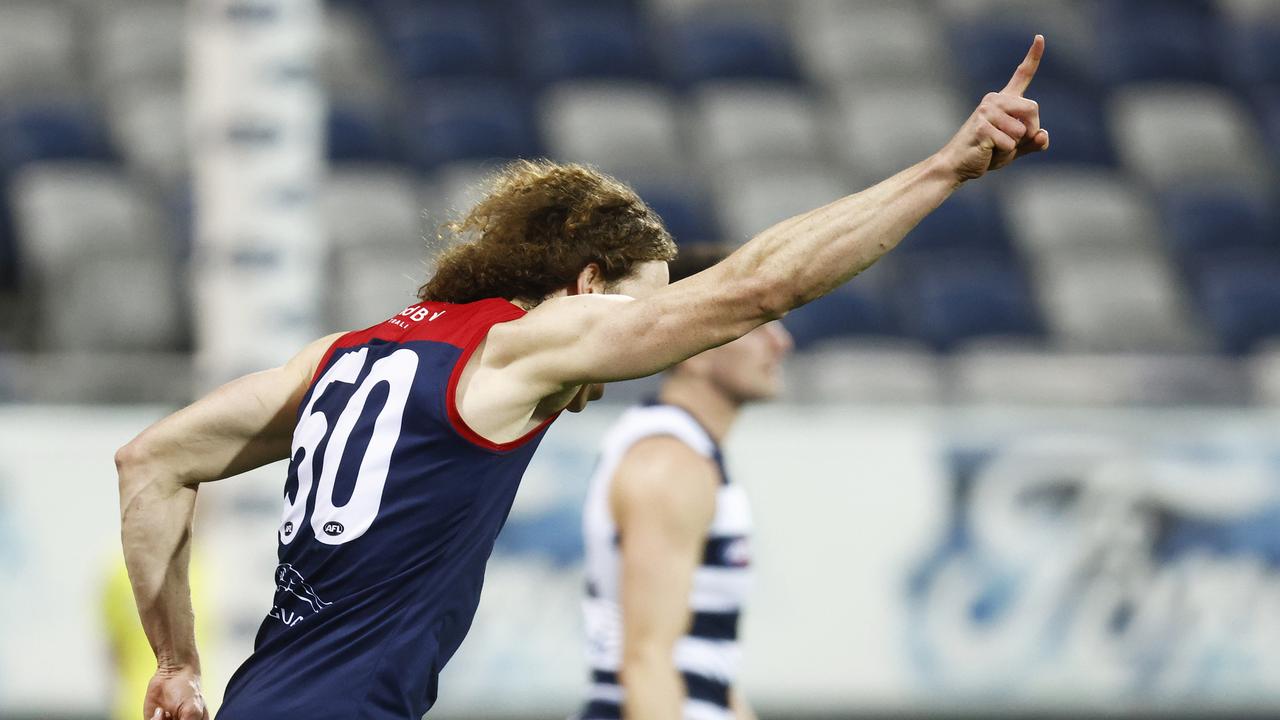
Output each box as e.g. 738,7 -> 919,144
1110,84 -> 1272,190
1016,80 -> 1114,166
87,1 -> 184,95
0,2 -> 79,98
540,82 -> 683,176
831,81 -> 968,182
521,5 -> 653,85
1035,250 -> 1200,352
322,6 -> 394,106
0,207 -> 14,290
1250,341 -> 1280,405
1195,251 -> 1280,354
948,20 -> 1098,96
782,282 -> 899,350
952,348 -> 1248,405
330,244 -> 429,330
1255,87 -> 1280,171
784,338 -> 943,404
106,88 -> 188,185
9,164 -> 167,275
0,103 -> 114,173
42,252 -> 183,352
1093,0 -> 1221,86
1002,169 -> 1161,260
899,185 -> 1011,256
321,167 -> 425,252
1159,184 -> 1277,262
630,179 -> 718,246
712,160 -> 854,243
381,2 -> 510,80
893,253 -> 1042,351
792,0 -> 946,88
328,104 -> 395,162
1221,14 -> 1280,88
661,12 -> 798,86
690,83 -> 822,169
402,83 -> 540,171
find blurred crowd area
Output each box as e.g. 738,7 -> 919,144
0,0 -> 1279,406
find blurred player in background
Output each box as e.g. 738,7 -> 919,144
115,37 -> 1048,720
578,247 -> 789,720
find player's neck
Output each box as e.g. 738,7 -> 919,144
657,375 -> 738,444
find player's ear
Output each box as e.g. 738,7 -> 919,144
570,263 -> 607,295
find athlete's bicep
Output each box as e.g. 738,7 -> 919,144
489,267 -> 776,397
612,437 -> 718,663
118,333 -> 342,487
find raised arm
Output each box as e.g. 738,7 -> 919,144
489,36 -> 1048,400
612,437 -> 719,719
116,332 -> 339,720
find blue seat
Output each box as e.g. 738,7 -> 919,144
0,103 -> 113,172
1094,0 -> 1221,85
950,22 -> 1098,96
401,83 -> 540,170
1255,88 -> 1280,170
327,105 -> 395,162
901,187 -> 1011,256
633,183 -> 717,247
379,1 -> 509,79
1160,186 -> 1276,262
1016,80 -> 1114,167
1195,251 -> 1280,354
663,16 -> 798,87
521,6 -> 652,85
782,284 -> 898,350
1221,18 -> 1280,88
894,254 -> 1042,351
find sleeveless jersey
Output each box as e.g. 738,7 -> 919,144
578,403 -> 754,720
218,298 -> 559,720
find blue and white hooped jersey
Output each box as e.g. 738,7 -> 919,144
579,403 -> 754,720
217,298 -> 559,720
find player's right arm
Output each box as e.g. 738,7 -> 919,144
611,437 -> 719,720
490,36 -> 1048,401
115,332 -> 340,720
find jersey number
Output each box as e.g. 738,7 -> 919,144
279,347 -> 419,546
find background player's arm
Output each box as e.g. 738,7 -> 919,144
611,437 -> 719,720
489,37 -> 1048,401
115,332 -> 340,720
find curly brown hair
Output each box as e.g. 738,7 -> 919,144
418,160 -> 677,305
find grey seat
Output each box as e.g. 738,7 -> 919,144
88,1 -> 184,96
106,87 -> 188,184
690,83 -> 824,169
1110,84 -> 1272,190
330,245 -> 431,331
831,81 -> 968,181
1250,342 -> 1280,405
712,160 -> 855,243
786,338 -> 942,404
792,1 -> 947,88
0,2 -> 79,98
1002,169 -> 1161,262
322,167 -> 426,252
1033,250 -> 1201,352
323,6 -> 393,106
541,83 -> 685,177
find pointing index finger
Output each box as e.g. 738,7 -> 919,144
1002,34 -> 1044,96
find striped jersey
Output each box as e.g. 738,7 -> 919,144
579,403 -> 754,720
218,298 -> 559,720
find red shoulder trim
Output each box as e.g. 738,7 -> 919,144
444,302 -> 561,453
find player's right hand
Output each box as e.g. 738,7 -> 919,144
939,34 -> 1050,182
143,665 -> 209,720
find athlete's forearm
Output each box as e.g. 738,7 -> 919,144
620,655 -> 683,720
723,152 -> 959,318
117,450 -> 202,672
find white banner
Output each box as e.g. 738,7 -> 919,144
1,405 -> 1278,717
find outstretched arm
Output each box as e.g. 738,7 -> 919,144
612,437 -> 719,719
489,36 -> 1048,402
116,333 -> 339,720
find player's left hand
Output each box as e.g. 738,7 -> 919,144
143,665 -> 209,720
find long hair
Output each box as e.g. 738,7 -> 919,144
418,160 -> 677,305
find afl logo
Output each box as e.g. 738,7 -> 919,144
323,521 -> 344,537
282,521 -> 294,537
723,538 -> 751,567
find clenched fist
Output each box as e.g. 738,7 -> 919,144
143,665 -> 209,720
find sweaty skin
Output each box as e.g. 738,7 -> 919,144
117,36 -> 1049,719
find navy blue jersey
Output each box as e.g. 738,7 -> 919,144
218,298 -> 559,720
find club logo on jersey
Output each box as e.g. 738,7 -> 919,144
322,521 -> 344,537
281,521 -> 294,537
269,563 -> 332,627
